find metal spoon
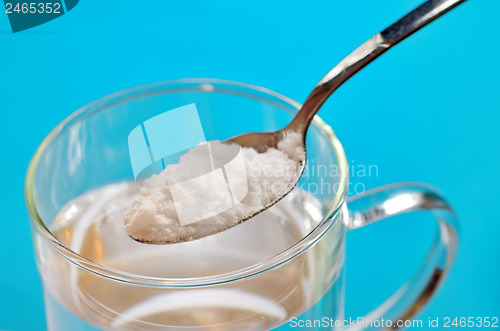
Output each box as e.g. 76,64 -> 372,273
129,0 -> 465,244
229,0 -> 465,208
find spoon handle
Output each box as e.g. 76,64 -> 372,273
288,0 -> 466,134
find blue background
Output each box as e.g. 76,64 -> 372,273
0,0 -> 498,329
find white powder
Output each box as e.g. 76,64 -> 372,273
124,132 -> 305,244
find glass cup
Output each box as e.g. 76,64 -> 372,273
25,79 -> 459,330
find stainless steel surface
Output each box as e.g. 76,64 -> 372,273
231,0 -> 466,145
229,0 -> 465,218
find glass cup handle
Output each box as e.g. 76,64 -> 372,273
345,182 -> 459,330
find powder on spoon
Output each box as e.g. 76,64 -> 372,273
124,132 -> 305,244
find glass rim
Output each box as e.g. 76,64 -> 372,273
25,78 -> 349,288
